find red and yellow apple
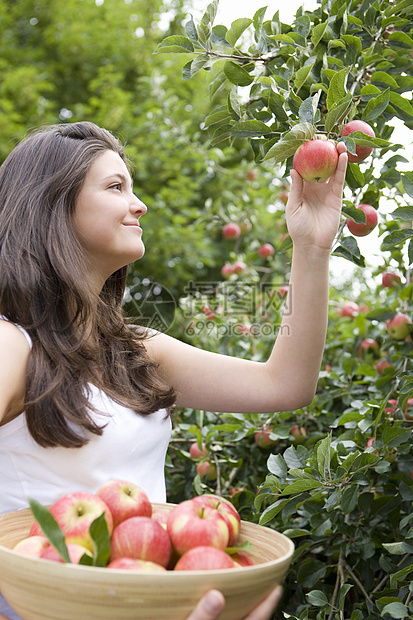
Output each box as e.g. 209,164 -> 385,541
96,479 -> 152,528
174,546 -> 236,571
382,271 -> 402,288
40,542 -> 92,564
346,204 -> 378,237
254,427 -> 277,449
386,313 -> 412,340
341,120 -> 375,163
189,441 -> 209,460
191,495 -> 241,546
110,516 -> 171,567
107,557 -> 166,571
293,139 -> 339,183
13,535 -> 50,558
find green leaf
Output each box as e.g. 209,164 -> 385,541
381,228 -> 413,250
370,72 -> 399,89
294,64 -> 314,94
389,92 -> 413,118
259,499 -> 289,525
231,120 -> 271,138
333,236 -> 365,266
390,206 -> 413,221
269,34 -> 297,45
324,92 -> 353,134
262,123 -> 315,164
342,34 -> 362,54
389,30 -> 413,48
390,562 -> 413,588
89,513 -> 111,567
311,22 -> 328,47
183,55 -> 210,79
402,172 -> 413,198
28,498 -> 71,563
307,590 -> 329,606
381,602 -> 409,618
155,36 -> 195,54
317,434 -> 332,478
363,88 -> 391,122
267,453 -> 288,478
342,204 -> 367,224
225,18 -> 252,47
185,17 -> 199,43
223,61 -> 254,87
299,92 -> 321,124
341,485 -> 358,514
281,479 -> 323,495
326,69 -> 348,111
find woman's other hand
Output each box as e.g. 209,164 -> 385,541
186,586 -> 282,620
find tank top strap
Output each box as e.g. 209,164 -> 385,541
0,315 -> 32,349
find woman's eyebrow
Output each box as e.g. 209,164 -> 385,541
102,172 -> 133,188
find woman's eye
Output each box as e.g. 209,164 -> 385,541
110,183 -> 122,191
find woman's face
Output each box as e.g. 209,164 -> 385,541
72,150 -> 147,288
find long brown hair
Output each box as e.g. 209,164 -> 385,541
0,121 -> 175,447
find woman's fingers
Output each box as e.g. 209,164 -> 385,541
185,590 -> 226,620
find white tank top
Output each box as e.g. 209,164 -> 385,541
0,318 -> 172,515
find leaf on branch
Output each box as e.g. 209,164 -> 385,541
211,25 -> 232,47
299,92 -> 321,124
183,55 -> 210,79
381,228 -> 413,250
345,162 -> 365,191
363,88 -> 391,122
389,92 -> 413,118
224,60 -> 254,87
262,122 -> 315,164
370,72 -> 399,89
342,204 -> 367,223
225,18 -> 252,47
185,17 -> 199,43
324,92 -> 353,134
402,172 -> 413,198
390,206 -> 413,221
326,69 -> 348,111
280,479 -> 323,495
294,63 -> 314,95
311,21 -> 328,47
306,590 -> 329,607
332,236 -> 366,267
231,120 -> 272,138
155,36 -> 195,54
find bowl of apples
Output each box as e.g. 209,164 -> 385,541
0,480 -> 294,620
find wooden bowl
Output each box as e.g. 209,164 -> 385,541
0,503 -> 294,620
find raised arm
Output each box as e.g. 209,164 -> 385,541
144,144 -> 348,414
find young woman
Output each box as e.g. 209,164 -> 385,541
0,122 -> 347,619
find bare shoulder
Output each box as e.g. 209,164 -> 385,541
0,319 -> 31,424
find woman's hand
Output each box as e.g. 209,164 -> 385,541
185,586 -> 282,620
286,142 -> 348,253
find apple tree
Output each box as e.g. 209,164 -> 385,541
159,0 -> 413,617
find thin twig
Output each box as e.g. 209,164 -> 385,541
343,561 -> 373,604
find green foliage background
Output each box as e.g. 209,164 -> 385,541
0,0 -> 412,618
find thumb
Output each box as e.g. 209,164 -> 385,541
185,590 -> 226,620
287,169 -> 304,206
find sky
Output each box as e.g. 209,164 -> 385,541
189,0 -> 412,283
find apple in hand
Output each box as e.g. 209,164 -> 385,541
191,495 -> 241,546
13,535 -> 50,558
110,516 -> 171,567
386,313 -> 412,340
167,499 -> 229,557
222,223 -> 241,239
174,546 -> 236,571
293,139 -> 339,183
346,204 -> 378,237
382,271 -> 402,288
107,557 -> 167,571
49,491 -> 113,552
341,120 -> 375,163
41,542 -> 92,564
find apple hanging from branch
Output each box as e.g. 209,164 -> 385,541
346,204 -> 378,237
341,120 -> 375,163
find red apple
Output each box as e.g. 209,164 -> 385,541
404,398 -> 413,421
13,535 -> 50,558
385,399 -> 398,417
49,491 -> 113,552
189,441 -> 209,460
96,479 -> 152,529
29,521 -> 42,537
221,264 -> 234,279
40,542 -> 92,564
382,271 -> 402,288
196,460 -> 217,480
191,495 -> 241,546
232,260 -> 246,274
341,120 -> 375,163
258,243 -> 275,258
231,551 -> 255,567
293,139 -> 339,183
386,313 -> 412,340
346,204 -> 378,237
289,425 -> 306,445
376,360 -> 393,375
167,499 -> 229,557
222,223 -> 241,239
255,427 -> 277,449
107,557 -> 167,571
110,516 -> 171,567
357,338 -> 379,356
151,506 -> 170,529
229,487 -> 245,497
174,546 -> 236,571
246,170 -> 257,181
339,301 -> 360,317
